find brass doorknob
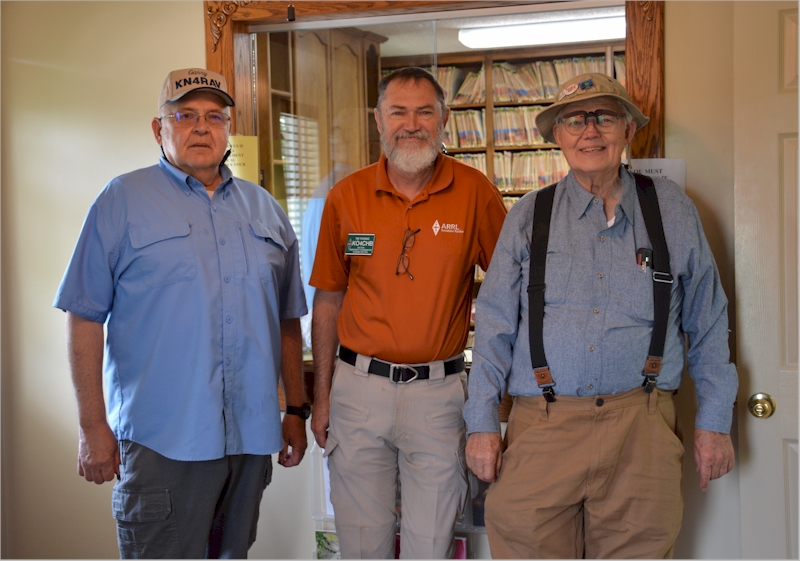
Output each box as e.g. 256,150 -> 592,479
748,393 -> 776,418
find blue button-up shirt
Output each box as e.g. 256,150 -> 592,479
54,158 -> 307,461
464,167 -> 737,435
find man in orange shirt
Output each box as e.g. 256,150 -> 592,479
310,67 -> 506,559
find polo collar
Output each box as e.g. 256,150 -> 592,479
374,153 -> 454,201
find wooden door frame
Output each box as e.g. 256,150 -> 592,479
203,0 -> 664,158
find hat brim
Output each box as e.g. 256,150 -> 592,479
536,93 -> 649,145
164,87 -> 236,108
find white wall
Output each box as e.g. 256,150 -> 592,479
664,2 -> 743,558
1,1 -> 752,558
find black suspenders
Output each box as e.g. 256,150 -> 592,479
527,173 -> 673,401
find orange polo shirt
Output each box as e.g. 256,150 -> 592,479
310,153 -> 507,364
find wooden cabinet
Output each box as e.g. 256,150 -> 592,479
255,28 -> 386,199
382,40 -> 625,195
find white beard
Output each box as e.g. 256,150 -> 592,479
381,121 -> 445,174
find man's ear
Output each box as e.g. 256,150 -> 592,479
374,108 -> 382,134
151,118 -> 163,144
625,120 -> 637,144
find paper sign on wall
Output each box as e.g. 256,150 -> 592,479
627,158 -> 686,191
226,135 -> 259,185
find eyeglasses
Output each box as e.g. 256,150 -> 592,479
160,111 -> 231,128
557,109 -> 622,135
396,227 -> 420,280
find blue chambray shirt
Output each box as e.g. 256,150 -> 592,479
54,158 -> 307,461
464,167 -> 738,435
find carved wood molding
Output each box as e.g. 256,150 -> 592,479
638,1 -> 654,21
207,1 -> 252,53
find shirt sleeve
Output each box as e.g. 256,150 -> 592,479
678,200 -> 738,434
464,196 -> 531,435
278,229 -> 309,320
52,200 -> 120,323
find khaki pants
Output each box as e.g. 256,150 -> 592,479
485,387 -> 684,559
324,356 -> 468,559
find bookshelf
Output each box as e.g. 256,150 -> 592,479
381,39 -> 626,196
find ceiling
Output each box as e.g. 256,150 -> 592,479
353,2 -> 625,56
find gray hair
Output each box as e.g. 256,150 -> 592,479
377,67 -> 447,115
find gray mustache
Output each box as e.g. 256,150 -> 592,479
394,132 -> 430,140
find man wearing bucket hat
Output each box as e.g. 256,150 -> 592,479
464,73 -> 737,558
54,68 -> 309,558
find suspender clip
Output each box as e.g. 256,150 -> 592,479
642,375 -> 657,393
652,271 -> 674,284
541,386 -> 556,403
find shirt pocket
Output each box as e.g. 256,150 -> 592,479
616,261 -> 655,322
128,219 -> 197,289
249,221 -> 287,286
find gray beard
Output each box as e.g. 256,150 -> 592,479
381,126 -> 444,174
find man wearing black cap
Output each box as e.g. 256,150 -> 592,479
54,68 -> 309,558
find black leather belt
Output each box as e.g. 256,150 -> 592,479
338,346 -> 465,383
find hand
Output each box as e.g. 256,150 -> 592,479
311,401 -> 330,448
278,413 -> 308,468
466,432 -> 503,482
278,416 -> 308,468
693,428 -> 735,492
77,423 -> 119,484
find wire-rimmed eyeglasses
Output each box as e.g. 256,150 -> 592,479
557,109 -> 622,135
160,111 -> 231,128
396,227 -> 420,280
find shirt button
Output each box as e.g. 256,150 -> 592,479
593,308 -> 600,314
220,238 -> 226,245
600,235 -> 606,242
212,205 -> 217,211
588,345 -> 595,351
224,276 -> 231,283
408,205 -> 413,210
586,384 -> 594,390
226,316 -> 233,324
225,358 -> 231,366
593,197 -> 600,204
598,272 -> 604,278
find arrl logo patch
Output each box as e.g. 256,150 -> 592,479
432,220 -> 463,236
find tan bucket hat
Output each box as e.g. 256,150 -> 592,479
158,68 -> 235,110
535,72 -> 649,144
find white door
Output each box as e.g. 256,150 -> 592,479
734,2 -> 798,558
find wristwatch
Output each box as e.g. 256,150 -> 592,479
285,402 -> 312,420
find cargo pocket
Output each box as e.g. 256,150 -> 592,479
322,436 -> 339,459
128,220 -> 196,289
112,487 -> 180,559
249,221 -> 287,284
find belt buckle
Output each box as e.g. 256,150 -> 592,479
390,364 -> 418,384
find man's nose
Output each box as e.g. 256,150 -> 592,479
193,115 -> 212,132
582,118 -> 601,136
403,112 -> 421,130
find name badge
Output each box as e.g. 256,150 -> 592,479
345,233 -> 375,256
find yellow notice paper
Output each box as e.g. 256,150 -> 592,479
226,136 -> 259,184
